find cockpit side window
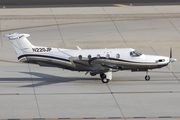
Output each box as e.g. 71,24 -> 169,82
130,50 -> 142,57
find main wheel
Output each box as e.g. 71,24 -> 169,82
145,75 -> 150,81
100,74 -> 109,83
102,78 -> 110,83
100,73 -> 105,78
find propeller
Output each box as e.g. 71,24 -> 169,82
169,47 -> 177,74
169,47 -> 172,74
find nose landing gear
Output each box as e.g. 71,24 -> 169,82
145,75 -> 150,81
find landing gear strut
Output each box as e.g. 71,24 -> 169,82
100,73 -> 109,83
145,71 -> 150,81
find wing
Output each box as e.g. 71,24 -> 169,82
90,63 -> 123,75
101,63 -> 123,69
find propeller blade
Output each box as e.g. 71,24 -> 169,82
169,47 -> 176,74
170,47 -> 172,59
169,47 -> 172,74
170,62 -> 172,74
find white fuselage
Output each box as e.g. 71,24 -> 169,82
18,47 -> 170,72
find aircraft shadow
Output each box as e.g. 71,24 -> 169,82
0,71 -> 100,87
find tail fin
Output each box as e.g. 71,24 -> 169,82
4,33 -> 34,62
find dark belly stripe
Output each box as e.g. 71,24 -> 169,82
18,54 -> 90,67
18,54 -> 70,62
88,57 -> 157,65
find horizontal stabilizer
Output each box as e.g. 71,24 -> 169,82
4,33 -> 29,40
37,61 -> 57,67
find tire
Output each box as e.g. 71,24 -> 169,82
100,73 -> 109,83
102,78 -> 109,83
145,75 -> 150,81
100,73 -> 104,78
100,73 -> 106,78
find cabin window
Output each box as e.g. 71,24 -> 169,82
130,50 -> 142,57
88,55 -> 91,59
116,53 -> 120,58
79,55 -> 82,60
106,54 -> 110,59
97,54 -> 101,59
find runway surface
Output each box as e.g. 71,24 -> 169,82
0,5 -> 180,120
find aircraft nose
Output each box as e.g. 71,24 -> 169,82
170,58 -> 177,62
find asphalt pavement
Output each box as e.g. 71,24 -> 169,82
0,0 -> 180,8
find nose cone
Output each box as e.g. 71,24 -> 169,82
170,58 -> 177,62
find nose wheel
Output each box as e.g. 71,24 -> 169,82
145,75 -> 150,81
145,71 -> 150,81
100,73 -> 109,83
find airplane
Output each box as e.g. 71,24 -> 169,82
4,33 -> 177,83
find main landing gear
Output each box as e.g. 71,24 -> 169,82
100,73 -> 109,83
145,71 -> 150,81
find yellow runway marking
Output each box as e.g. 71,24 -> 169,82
113,4 -> 130,7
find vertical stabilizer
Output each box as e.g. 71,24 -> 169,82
4,33 -> 34,62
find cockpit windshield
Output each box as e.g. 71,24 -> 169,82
130,50 -> 142,57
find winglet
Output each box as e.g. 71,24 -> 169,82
77,46 -> 82,50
